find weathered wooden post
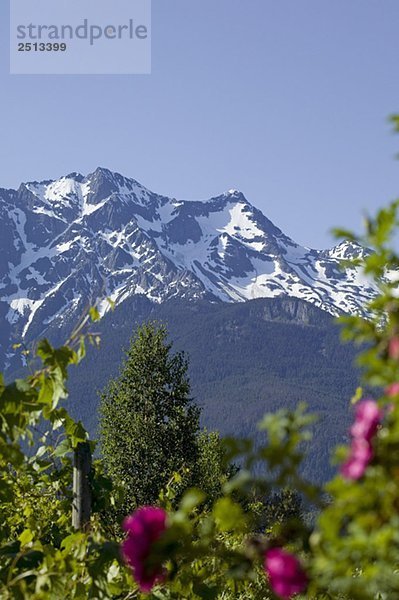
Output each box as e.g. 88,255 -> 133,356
72,442 -> 92,531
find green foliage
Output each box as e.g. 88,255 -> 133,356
194,431 -> 237,506
0,332 -> 133,598
307,182 -> 399,599
135,404 -> 317,600
252,489 -> 305,534
99,322 -> 229,521
64,294 -> 360,484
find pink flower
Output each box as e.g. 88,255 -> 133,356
386,382 -> 399,397
121,507 -> 168,593
389,336 -> 399,360
341,399 -> 381,480
264,548 -> 308,599
340,438 -> 373,480
350,399 -> 381,442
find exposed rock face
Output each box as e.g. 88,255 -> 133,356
0,167 -> 377,371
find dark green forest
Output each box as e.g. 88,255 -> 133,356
63,296 -> 360,483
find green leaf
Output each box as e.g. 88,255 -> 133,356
61,532 -> 86,553
351,387 -> 363,404
179,488 -> 206,513
37,376 -> 54,405
36,338 -> 55,363
75,336 -> 86,362
53,438 -> 72,458
64,418 -> 87,447
331,227 -> 357,242
19,529 -> 34,546
89,306 -> 101,322
107,297 -> 116,311
35,445 -> 47,459
213,497 -> 245,532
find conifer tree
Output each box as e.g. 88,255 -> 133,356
99,322 -> 201,516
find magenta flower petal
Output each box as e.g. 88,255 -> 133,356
342,400 -> 382,480
351,437 -> 373,463
341,434 -> 374,480
341,456 -> 368,480
350,399 -> 381,441
265,548 -> 308,599
121,506 -> 168,593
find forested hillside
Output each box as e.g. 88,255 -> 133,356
64,296 -> 360,482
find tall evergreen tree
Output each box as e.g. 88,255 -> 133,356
99,322 -> 200,516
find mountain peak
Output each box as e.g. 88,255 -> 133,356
0,169 -> 380,373
84,167 -> 142,188
87,166 -> 117,181
65,172 -> 84,182
323,239 -> 367,261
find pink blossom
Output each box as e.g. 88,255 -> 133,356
389,336 -> 399,360
386,382 -> 399,397
341,399 -> 381,480
121,507 -> 167,593
264,547 -> 308,599
340,438 -> 373,480
350,399 -> 381,442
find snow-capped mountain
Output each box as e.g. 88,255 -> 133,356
0,167 -> 377,370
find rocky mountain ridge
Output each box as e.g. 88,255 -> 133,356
0,167 -> 377,371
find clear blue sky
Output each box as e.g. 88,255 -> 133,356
1,0 -> 399,248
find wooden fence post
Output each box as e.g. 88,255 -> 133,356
72,441 -> 92,531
